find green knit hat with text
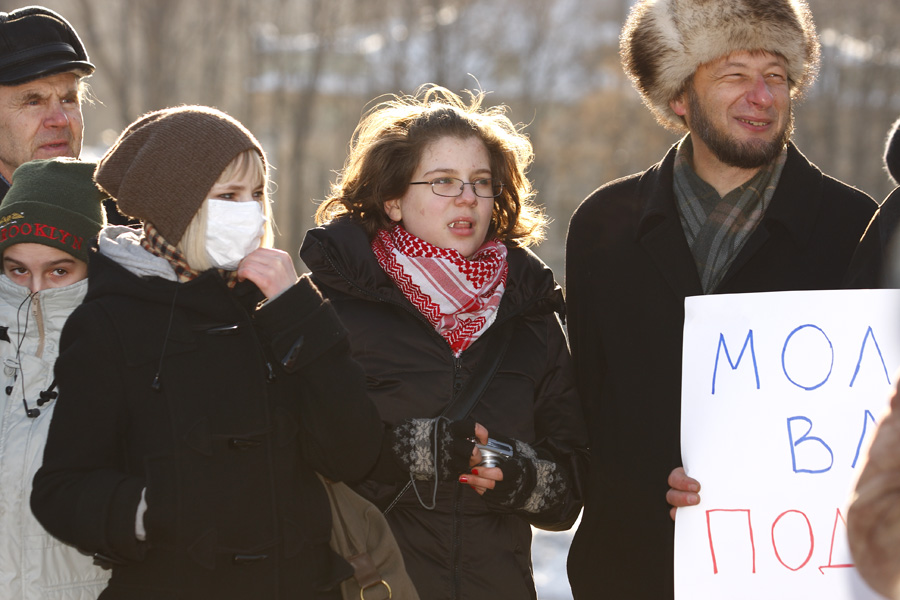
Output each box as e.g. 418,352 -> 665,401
0,158 -> 107,263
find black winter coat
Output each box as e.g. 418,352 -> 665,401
300,219 -> 588,600
565,143 -> 877,600
31,248 -> 383,599
846,185 -> 900,287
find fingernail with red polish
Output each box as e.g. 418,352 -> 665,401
459,476 -> 468,483
472,469 -> 479,475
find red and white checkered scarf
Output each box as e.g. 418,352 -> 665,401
372,225 -> 508,357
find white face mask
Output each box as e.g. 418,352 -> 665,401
204,199 -> 268,270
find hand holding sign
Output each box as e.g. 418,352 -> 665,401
668,467 -> 701,521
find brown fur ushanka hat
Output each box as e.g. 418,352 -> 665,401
620,0 -> 821,132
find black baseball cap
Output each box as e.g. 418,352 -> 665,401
0,6 -> 94,85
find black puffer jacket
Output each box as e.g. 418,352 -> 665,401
301,218 -> 588,600
31,240 -> 383,599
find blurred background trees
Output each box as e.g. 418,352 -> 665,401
7,0 -> 899,278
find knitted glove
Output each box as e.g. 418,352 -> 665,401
389,417 -> 476,481
481,439 -> 569,514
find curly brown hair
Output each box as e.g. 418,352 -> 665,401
316,85 -> 546,247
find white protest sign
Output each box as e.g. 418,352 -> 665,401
675,289 -> 900,600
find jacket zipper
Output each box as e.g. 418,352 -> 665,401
450,353 -> 463,598
451,354 -> 463,398
32,293 -> 45,359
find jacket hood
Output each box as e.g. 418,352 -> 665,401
300,218 -> 564,320
98,225 -> 178,281
86,226 -> 263,322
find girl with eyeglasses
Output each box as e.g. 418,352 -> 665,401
301,85 -> 588,600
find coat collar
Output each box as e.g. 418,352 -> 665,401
86,244 -> 263,321
755,143 -> 822,248
635,143 -> 703,298
634,141 -> 821,296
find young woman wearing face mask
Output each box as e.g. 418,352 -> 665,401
300,86 -> 589,600
30,106 -> 384,600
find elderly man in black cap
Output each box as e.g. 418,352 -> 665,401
565,0 -> 879,598
0,6 -> 131,225
0,6 -> 92,200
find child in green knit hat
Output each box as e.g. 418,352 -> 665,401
0,157 -> 109,598
0,157 -> 106,291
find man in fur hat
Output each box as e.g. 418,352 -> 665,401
565,0 -> 878,598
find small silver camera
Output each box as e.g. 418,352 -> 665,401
474,437 -> 514,468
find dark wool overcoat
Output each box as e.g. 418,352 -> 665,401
300,219 -> 589,600
565,142 -> 877,600
31,249 -> 383,599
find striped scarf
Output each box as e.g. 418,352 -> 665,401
372,225 -> 508,357
674,136 -> 787,293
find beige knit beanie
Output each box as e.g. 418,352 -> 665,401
94,105 -> 266,244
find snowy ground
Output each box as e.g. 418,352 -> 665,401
531,515 -> 579,600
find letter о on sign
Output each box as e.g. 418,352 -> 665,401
782,325 -> 833,391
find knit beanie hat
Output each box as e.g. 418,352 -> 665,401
0,158 -> 106,263
94,105 -> 267,245
620,0 -> 821,132
885,117 -> 900,186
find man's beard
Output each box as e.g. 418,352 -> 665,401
687,86 -> 793,169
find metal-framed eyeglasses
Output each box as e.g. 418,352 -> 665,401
408,177 -> 504,198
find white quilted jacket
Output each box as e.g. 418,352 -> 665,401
0,275 -> 109,599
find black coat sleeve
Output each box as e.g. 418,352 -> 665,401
513,311 -> 589,530
253,274 -> 384,482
